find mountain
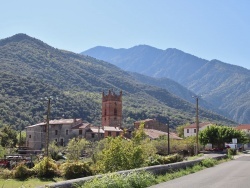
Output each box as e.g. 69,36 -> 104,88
82,45 -> 250,124
128,72 -> 227,117
0,34 -> 236,130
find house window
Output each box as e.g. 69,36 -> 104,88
92,133 -> 95,138
55,130 -> 58,135
66,130 -> 68,135
29,135 -> 31,138
108,131 -> 111,136
187,129 -> 189,133
79,130 -> 82,135
116,132 -> 120,136
194,129 -> 196,133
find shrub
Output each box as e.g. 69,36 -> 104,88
60,161 -> 92,179
147,154 -> 183,166
13,162 -> 33,180
0,168 -> 13,179
33,157 -> 59,178
227,148 -> 237,156
201,158 -> 216,168
81,171 -> 157,188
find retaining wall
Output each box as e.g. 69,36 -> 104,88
43,155 -> 227,188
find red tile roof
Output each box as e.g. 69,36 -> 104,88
134,119 -> 154,124
103,126 -> 123,132
184,122 -> 212,129
144,129 -> 182,140
49,119 -> 81,125
236,124 -> 250,130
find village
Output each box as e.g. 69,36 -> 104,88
25,89 -> 250,153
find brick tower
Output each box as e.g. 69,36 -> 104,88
102,90 -> 122,128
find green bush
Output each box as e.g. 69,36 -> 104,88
13,162 -> 33,180
60,161 -> 92,179
81,171 -> 157,188
227,148 -> 237,156
33,157 -> 59,178
201,158 -> 216,168
147,154 -> 183,166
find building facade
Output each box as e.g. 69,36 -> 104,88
26,90 -> 123,150
26,119 -> 87,150
102,90 -> 122,128
184,122 -> 212,137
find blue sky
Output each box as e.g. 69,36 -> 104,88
1,0 -> 250,69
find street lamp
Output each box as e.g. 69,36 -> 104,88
192,95 -> 201,155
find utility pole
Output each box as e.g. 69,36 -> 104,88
167,123 -> 170,155
45,97 -> 51,157
193,95 -> 201,155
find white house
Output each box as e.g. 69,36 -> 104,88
184,122 -> 213,137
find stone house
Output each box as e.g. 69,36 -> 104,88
26,90 -> 123,150
134,118 -> 182,140
26,118 -> 89,150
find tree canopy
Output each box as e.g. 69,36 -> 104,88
199,125 -> 248,148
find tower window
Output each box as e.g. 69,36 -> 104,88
114,108 -> 117,116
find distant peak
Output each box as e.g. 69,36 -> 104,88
0,33 -> 52,50
9,33 -> 33,41
129,45 -> 162,51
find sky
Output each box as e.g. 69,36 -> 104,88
1,0 -> 250,69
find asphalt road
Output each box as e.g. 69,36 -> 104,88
149,154 -> 250,188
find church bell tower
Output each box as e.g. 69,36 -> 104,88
102,90 -> 122,128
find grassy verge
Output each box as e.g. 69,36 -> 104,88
0,177 -> 64,188
79,157 -> 231,188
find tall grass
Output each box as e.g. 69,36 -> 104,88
79,171 -> 157,188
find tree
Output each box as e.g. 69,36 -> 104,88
131,122 -> 147,144
96,136 -> 145,173
66,138 -> 89,161
176,123 -> 190,138
48,141 -> 64,160
199,125 -> 248,148
17,131 -> 26,147
0,126 -> 18,147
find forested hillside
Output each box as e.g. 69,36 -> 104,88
0,34 -> 236,130
83,45 -> 250,124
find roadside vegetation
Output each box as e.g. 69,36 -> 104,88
79,158 -> 230,188
0,123 -> 246,188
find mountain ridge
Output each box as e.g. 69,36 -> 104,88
82,45 -> 250,123
0,34 -> 237,129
